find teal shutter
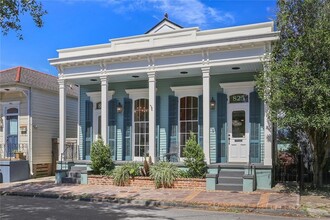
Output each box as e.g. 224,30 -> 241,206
85,100 -> 93,160
168,95 -> 178,154
108,99 -> 117,160
156,96 -> 161,160
198,95 -> 203,147
217,93 -> 227,163
123,98 -> 132,161
249,91 -> 262,163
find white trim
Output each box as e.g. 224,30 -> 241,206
125,88 -> 149,100
170,85 -> 203,98
86,91 -> 114,142
2,102 -> 20,158
77,86 -> 80,160
220,81 -> 256,90
0,101 -> 20,105
86,91 -> 115,103
125,88 -> 150,161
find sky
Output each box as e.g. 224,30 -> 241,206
0,0 -> 277,76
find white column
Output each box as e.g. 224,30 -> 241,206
58,79 -> 66,161
148,72 -> 156,162
202,67 -> 210,164
263,103 -> 272,165
100,76 -> 109,144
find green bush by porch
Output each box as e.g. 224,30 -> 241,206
90,139 -> 114,175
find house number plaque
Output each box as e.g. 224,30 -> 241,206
229,94 -> 248,103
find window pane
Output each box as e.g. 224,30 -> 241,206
98,116 -> 101,136
180,97 -> 185,108
135,134 -> 139,145
187,97 -> 191,108
192,97 -> 198,108
192,109 -> 198,120
180,108 -> 185,120
232,111 -> 245,138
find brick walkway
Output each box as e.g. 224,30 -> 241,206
0,177 -> 299,210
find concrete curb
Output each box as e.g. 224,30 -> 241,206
0,190 -> 307,217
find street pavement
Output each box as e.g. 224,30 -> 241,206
0,196 -> 313,220
0,177 -> 303,218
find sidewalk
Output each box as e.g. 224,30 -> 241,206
0,177 -> 301,214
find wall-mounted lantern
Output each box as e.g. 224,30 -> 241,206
210,97 -> 216,110
117,102 -> 123,113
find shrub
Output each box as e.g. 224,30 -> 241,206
150,162 -> 179,188
183,132 -> 207,178
90,139 -> 114,175
113,162 -> 141,186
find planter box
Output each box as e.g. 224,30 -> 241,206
0,160 -> 30,183
88,175 -> 206,190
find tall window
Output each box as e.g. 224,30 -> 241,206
180,96 -> 198,157
134,99 -> 149,157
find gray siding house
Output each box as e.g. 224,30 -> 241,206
0,67 -> 78,178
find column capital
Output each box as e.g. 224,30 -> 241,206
201,67 -> 210,77
148,72 -> 156,82
100,75 -> 108,81
147,71 -> 156,78
58,79 -> 66,88
100,76 -> 108,86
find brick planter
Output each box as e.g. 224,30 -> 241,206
88,175 -> 206,190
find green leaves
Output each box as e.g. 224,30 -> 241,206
150,162 -> 179,188
112,162 -> 140,186
0,0 -> 47,39
183,132 -> 207,178
90,139 -> 114,175
257,0 -> 330,130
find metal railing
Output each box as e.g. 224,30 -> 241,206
60,141 -> 78,170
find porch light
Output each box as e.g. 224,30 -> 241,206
210,97 -> 216,110
117,102 -> 123,113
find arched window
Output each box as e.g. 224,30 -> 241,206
134,99 -> 149,157
179,96 -> 198,157
7,108 -> 18,114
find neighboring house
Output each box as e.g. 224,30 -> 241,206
49,17 -> 279,191
0,67 -> 78,178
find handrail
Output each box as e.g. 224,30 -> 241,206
60,141 -> 77,170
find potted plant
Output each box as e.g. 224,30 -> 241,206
12,150 -> 25,160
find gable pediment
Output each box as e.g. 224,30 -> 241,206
146,18 -> 183,34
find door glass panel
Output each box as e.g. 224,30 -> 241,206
7,116 -> 18,135
134,99 -> 149,157
98,115 -> 101,137
232,111 -> 245,138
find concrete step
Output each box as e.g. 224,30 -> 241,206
215,183 -> 243,191
62,177 -> 81,184
218,176 -> 243,185
68,171 -> 81,178
219,170 -> 244,178
70,166 -> 87,171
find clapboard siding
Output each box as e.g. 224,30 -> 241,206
31,88 -> 77,164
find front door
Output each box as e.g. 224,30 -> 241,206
6,115 -> 18,157
228,105 -> 249,163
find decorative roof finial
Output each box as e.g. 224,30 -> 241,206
164,13 -> 168,19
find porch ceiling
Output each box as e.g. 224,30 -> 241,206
69,62 -> 262,86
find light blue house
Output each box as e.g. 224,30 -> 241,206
49,17 -> 278,191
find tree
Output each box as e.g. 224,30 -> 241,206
256,0 -> 330,187
0,0 -> 47,39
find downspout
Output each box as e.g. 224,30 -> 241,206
28,87 -> 33,176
